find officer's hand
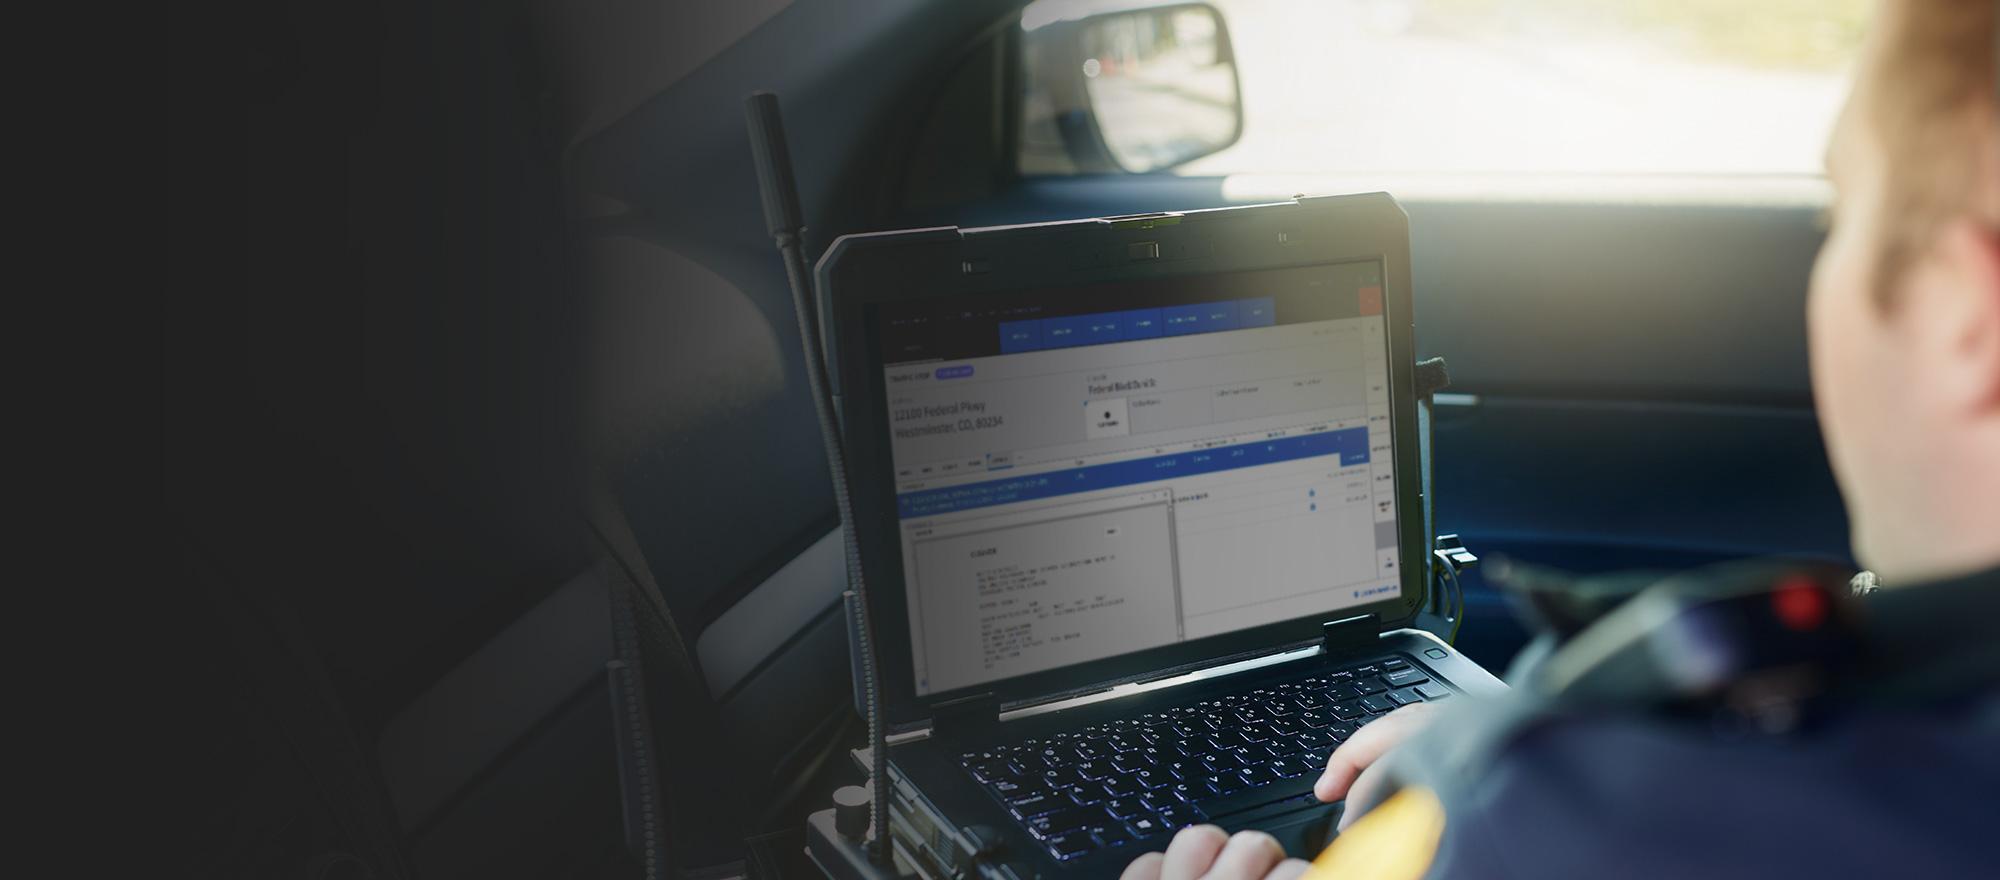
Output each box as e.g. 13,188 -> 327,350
1313,701 -> 1441,829
1120,826 -> 1311,880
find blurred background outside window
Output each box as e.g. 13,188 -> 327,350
1022,0 -> 1870,199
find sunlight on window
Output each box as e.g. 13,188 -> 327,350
1023,0 -> 1869,185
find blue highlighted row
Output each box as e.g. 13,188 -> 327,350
1000,297 -> 1274,354
897,426 -> 1367,518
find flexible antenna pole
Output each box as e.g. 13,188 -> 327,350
744,91 -> 891,867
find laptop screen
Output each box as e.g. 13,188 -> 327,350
875,260 -> 1403,697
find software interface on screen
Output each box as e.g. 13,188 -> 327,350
876,261 -> 1402,696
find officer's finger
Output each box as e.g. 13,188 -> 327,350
1121,851 -> 1166,880
1314,702 -> 1439,803
1263,858 -> 1314,880
1335,759 -> 1394,831
1160,824 -> 1229,880
1198,830 -> 1287,880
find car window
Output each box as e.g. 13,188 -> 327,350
1021,0 -> 1868,181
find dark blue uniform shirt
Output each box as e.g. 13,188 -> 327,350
1329,564 -> 2000,879
1426,697 -> 2000,878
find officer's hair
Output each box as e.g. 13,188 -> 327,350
1858,0 -> 1999,303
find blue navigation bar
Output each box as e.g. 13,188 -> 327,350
897,426 -> 1368,518
1000,297 -> 1273,353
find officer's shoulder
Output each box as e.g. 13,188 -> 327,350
1414,705 -> 2000,877
1375,560 -> 2000,877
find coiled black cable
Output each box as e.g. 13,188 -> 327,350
775,227 -> 889,865
746,91 -> 891,865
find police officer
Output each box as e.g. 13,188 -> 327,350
1121,1 -> 2000,877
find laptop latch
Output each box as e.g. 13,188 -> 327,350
1321,613 -> 1381,655
929,692 -> 1000,739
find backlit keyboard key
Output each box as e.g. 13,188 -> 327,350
1028,809 -> 1091,839
1273,755 -> 1318,778
993,779 -> 1036,798
1203,772 -> 1247,796
1383,668 -> 1429,688
1106,798 -> 1146,819
1010,794 -> 1064,819
1004,786 -> 1051,807
1091,823 -> 1133,848
1048,833 -> 1095,860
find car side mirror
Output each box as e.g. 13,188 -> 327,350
1022,2 -> 1244,174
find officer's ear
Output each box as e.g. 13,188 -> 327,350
1904,218 -> 2000,415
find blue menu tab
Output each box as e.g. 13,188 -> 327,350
1123,308 -> 1163,339
999,319 -> 1042,353
1239,297 -> 1275,328
1081,312 -> 1124,344
1199,300 -> 1240,331
1162,303 -> 1206,335
1043,314 -> 1089,348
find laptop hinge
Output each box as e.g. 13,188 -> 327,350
928,692 -> 1000,740
1321,613 -> 1381,655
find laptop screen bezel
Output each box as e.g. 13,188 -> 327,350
822,195 -> 1428,729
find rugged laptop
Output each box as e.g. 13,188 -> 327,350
817,192 -> 1506,878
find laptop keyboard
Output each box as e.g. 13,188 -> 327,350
957,654 -> 1452,863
